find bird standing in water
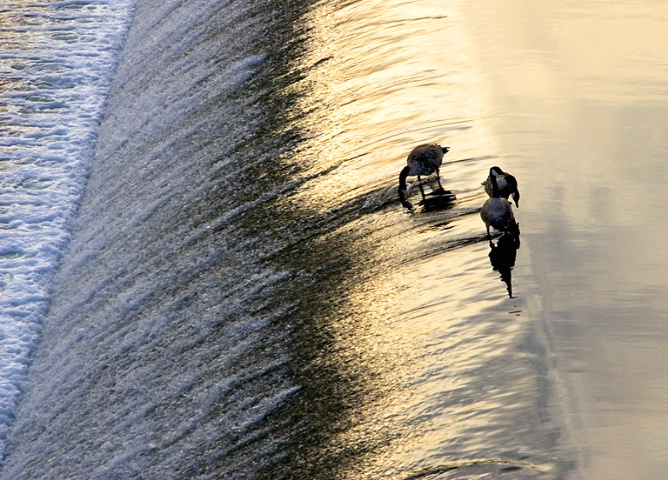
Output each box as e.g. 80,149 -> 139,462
483,166 -> 520,207
481,173 -> 520,238
398,143 -> 449,209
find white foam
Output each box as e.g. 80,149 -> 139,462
0,0 -> 136,460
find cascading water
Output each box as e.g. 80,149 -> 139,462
15,0 -> 668,479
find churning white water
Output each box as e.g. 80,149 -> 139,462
0,0 -> 135,457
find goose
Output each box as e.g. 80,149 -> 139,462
483,166 -> 520,207
398,144 -> 449,209
481,174 -> 520,238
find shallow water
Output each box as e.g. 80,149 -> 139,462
1,0 -> 667,479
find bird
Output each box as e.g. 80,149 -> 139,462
398,143 -> 449,209
483,166 -> 520,207
481,173 -> 520,238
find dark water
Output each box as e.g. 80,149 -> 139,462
3,0 -> 668,479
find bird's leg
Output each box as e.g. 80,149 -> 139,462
434,169 -> 445,194
417,175 -> 426,199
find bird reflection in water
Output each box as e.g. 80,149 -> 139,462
488,232 -> 520,297
419,188 -> 456,212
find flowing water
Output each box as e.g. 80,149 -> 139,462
1,0 -> 668,479
0,0 -> 134,458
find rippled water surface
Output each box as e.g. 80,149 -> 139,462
2,0 -> 668,479
254,1 -> 563,478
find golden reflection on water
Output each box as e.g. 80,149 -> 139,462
288,0 -> 490,202
276,1 -> 561,477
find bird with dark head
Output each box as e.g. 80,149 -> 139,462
398,143 -> 449,209
481,173 -> 520,238
483,166 -> 520,207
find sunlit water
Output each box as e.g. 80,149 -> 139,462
0,0 -> 667,479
